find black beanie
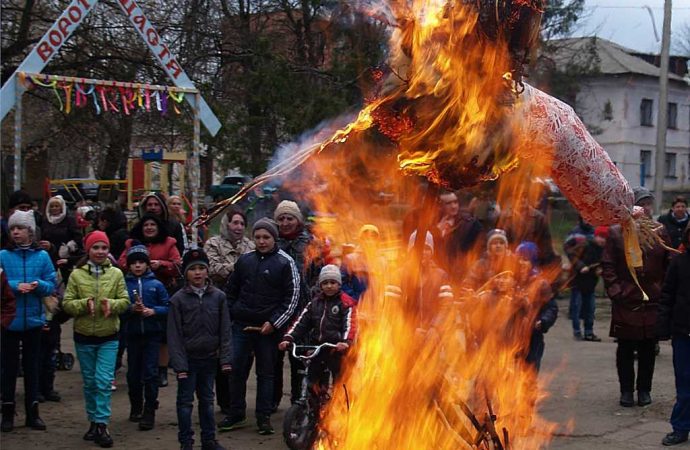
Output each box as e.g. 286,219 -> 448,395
9,190 -> 32,209
182,248 -> 210,275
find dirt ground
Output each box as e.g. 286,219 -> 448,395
0,297 -> 680,449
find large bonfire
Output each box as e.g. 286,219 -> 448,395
202,1 -> 644,448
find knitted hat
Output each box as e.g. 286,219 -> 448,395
408,230 -> 434,253
633,187 -> 654,205
516,241 -> 539,266
359,224 -> 380,239
84,231 -> 110,253
8,190 -> 32,209
274,200 -> 304,224
182,248 -> 209,275
486,228 -> 508,247
8,210 -> 36,232
319,264 -> 342,285
126,241 -> 150,265
253,217 -> 279,241
594,226 -> 609,239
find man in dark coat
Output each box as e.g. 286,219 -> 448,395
656,224 -> 690,446
602,187 -> 673,408
658,196 -> 689,250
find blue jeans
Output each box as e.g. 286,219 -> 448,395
176,358 -> 217,445
75,340 -> 118,424
126,334 -> 162,407
229,324 -> 280,418
671,335 -> 690,433
570,288 -> 595,335
1,327 -> 41,408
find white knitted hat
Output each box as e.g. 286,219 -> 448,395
8,210 -> 36,233
274,200 -> 304,224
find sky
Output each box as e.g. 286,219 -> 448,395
575,0 -> 690,54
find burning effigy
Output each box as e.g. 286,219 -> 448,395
199,1 -> 657,449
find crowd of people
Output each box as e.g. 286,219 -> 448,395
0,185 -> 688,448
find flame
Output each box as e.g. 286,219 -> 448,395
219,2 -> 562,448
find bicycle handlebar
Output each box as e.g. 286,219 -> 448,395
289,342 -> 338,361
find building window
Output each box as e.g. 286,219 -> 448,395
668,102 -> 678,129
640,98 -> 654,126
665,152 -> 677,178
640,150 -> 652,184
603,100 -> 613,120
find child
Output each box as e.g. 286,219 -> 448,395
62,231 -> 130,448
279,264 -> 357,392
0,210 -> 56,432
123,242 -> 169,430
168,248 -> 232,450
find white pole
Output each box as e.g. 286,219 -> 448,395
653,0 -> 672,214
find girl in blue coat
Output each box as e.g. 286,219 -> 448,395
122,243 -> 169,431
0,210 -> 56,432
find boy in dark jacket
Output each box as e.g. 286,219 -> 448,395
656,224 -> 690,446
220,218 -> 300,435
168,248 -> 231,450
123,243 -> 169,430
279,264 -> 357,386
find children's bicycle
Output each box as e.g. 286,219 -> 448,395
283,342 -> 337,450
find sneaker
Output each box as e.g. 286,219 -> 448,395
619,391 -> 634,407
584,334 -> 602,342
257,416 -> 274,435
637,391 -> 652,406
111,381 -> 117,391
218,415 -> 247,432
662,431 -> 689,446
201,440 -> 226,450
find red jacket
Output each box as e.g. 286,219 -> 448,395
1,269 -> 17,329
118,237 -> 181,289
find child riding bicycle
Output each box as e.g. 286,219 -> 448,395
279,265 -> 357,388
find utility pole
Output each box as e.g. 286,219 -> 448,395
653,0 -> 672,214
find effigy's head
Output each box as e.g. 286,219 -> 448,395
475,0 -> 544,72
370,0 -> 546,190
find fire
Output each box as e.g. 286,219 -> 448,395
206,1 -> 562,447
283,2 -> 558,449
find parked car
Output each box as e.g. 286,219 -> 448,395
209,175 -> 251,201
51,178 -> 100,203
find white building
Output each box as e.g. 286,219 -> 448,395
547,37 -> 690,200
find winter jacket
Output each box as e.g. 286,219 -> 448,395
602,224 -> 672,340
656,246 -> 690,339
277,229 -> 312,276
204,220 -> 255,285
40,214 -> 83,269
225,246 -> 300,329
658,211 -> 689,249
0,244 -> 56,331
432,211 -> 484,276
103,213 -> 129,264
63,259 -> 130,340
499,207 -> 559,268
119,237 -> 181,290
167,283 -> 232,372
284,291 -> 357,345
566,238 -> 604,294
0,268 -> 17,329
123,270 -> 170,336
401,260 -> 453,328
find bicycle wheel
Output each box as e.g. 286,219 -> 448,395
283,403 -> 318,450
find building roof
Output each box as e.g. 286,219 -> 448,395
545,37 -> 685,81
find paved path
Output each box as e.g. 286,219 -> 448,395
1,297 -> 681,449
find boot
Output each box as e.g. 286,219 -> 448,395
138,402 -> 157,431
83,422 -> 98,441
128,393 -> 144,422
25,401 -> 46,430
95,423 -> 113,448
158,367 -> 168,387
1,403 -> 15,432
